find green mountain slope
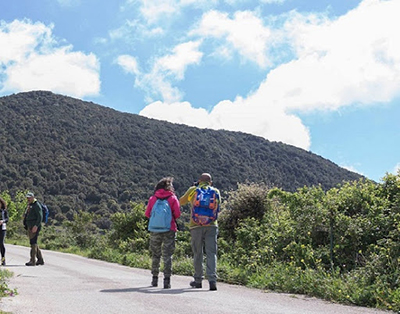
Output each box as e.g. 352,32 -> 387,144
0,91 -> 361,222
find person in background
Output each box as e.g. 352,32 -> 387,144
0,197 -> 9,266
179,173 -> 221,291
145,177 -> 181,289
24,192 -> 44,266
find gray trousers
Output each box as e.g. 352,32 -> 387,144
190,226 -> 218,282
150,230 -> 176,278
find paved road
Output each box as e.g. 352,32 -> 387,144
0,244 -> 392,314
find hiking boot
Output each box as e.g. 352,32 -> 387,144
151,276 -> 158,287
27,244 -> 37,266
190,281 -> 202,288
36,259 -> 45,266
163,277 -> 171,289
209,281 -> 217,291
36,247 -> 44,264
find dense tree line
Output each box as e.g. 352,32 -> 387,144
0,91 -> 361,225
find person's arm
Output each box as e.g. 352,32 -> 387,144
3,209 -> 9,223
0,198 -> 7,225
215,189 -> 221,212
179,186 -> 196,206
31,202 -> 42,233
170,196 -> 181,219
145,196 -> 156,218
23,206 -> 28,229
37,203 -> 43,225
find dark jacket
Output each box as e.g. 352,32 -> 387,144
25,200 -> 42,228
0,197 -> 8,231
1,209 -> 8,231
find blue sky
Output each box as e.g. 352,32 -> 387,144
0,0 -> 399,182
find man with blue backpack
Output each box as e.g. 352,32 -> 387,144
145,177 -> 181,289
180,173 -> 221,291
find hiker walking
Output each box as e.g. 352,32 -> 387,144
145,177 -> 181,289
0,197 -> 9,266
24,192 -> 44,266
180,173 -> 221,291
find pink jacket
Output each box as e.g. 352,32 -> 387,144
145,189 -> 181,232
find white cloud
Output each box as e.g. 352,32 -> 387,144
98,19 -> 164,51
276,0 -> 400,112
192,10 -> 273,68
0,19 -> 53,64
156,41 -> 203,80
139,0 -> 400,151
132,41 -> 203,103
140,95 -> 310,149
0,19 -> 100,98
131,0 -> 219,24
136,0 -> 180,25
116,55 -> 140,75
140,100 -> 211,127
3,48 -> 99,98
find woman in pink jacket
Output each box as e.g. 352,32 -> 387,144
145,177 -> 181,289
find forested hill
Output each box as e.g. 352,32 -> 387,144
0,91 -> 361,223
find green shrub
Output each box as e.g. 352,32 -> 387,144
219,182 -> 271,240
172,257 -> 193,276
0,269 -> 16,298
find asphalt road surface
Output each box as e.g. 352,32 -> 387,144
0,244 -> 392,314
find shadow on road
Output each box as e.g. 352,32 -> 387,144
3,265 -> 27,268
100,286 -> 209,295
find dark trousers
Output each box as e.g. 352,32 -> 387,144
27,227 -> 44,263
28,227 -> 40,245
0,230 -> 6,258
